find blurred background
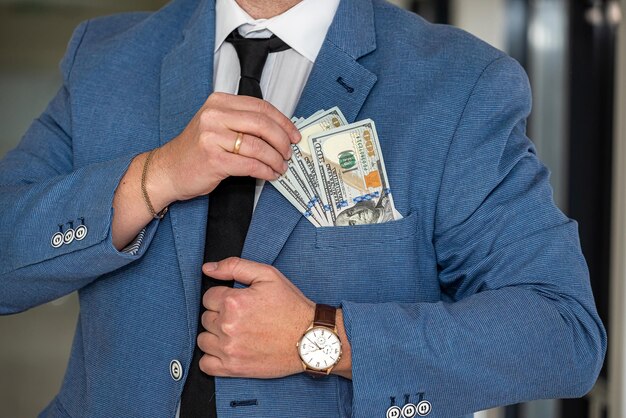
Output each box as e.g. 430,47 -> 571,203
0,0 -> 624,417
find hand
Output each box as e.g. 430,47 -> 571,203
148,93 -> 301,208
197,257 -> 315,379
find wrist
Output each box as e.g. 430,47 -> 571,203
144,147 -> 178,211
292,301 -> 316,374
331,309 -> 352,380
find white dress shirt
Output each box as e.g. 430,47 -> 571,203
175,1 -> 339,415
213,0 -> 339,208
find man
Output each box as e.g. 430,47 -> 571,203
0,0 -> 606,417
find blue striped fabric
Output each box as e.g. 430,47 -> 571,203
122,228 -> 146,256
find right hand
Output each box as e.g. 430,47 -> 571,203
148,92 -> 301,208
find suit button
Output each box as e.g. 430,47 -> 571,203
51,232 -> 64,248
63,228 -> 75,245
170,360 -> 183,381
386,406 -> 401,418
75,225 -> 88,241
402,403 -> 417,418
416,400 -> 431,416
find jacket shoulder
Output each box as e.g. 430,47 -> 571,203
81,12 -> 154,44
59,11 -> 160,80
372,0 -> 507,71
61,1 -> 199,80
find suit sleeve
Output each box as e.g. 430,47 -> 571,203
340,56 -> 606,417
0,21 -> 159,314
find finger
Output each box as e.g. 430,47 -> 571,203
218,131 -> 288,175
201,309 -> 220,333
202,285 -> 232,311
217,150 -> 282,182
197,331 -> 221,356
199,353 -> 229,377
203,257 -> 274,286
221,109 -> 294,160
210,93 -> 300,144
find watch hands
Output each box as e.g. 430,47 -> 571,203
306,336 -> 323,350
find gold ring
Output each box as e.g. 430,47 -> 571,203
233,132 -> 243,155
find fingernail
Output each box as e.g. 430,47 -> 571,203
282,161 -> 289,172
274,171 -> 282,180
292,131 -> 301,143
287,147 -> 293,159
204,262 -> 218,272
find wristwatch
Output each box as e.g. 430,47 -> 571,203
297,304 -> 343,377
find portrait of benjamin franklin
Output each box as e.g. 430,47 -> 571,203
334,191 -> 395,226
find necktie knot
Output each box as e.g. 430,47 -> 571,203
225,29 -> 290,98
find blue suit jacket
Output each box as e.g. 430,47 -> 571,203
0,0 -> 606,417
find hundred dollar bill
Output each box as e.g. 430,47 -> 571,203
291,107 -> 348,216
309,119 -> 397,226
295,107 -> 347,186
270,175 -> 322,227
295,109 -> 325,127
272,115 -> 329,226
269,112 -> 330,226
284,155 -> 327,224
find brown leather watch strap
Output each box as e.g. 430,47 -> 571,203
305,369 -> 329,378
313,304 -> 337,328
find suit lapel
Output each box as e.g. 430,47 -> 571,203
159,0 -> 379,321
242,0 -> 378,265
160,0 -> 215,340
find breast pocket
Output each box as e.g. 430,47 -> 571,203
314,212 -> 435,304
315,211 -> 418,249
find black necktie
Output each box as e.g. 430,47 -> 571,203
227,30 -> 291,98
179,30 -> 289,418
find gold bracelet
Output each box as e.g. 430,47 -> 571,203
141,150 -> 168,219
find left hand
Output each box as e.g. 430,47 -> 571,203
197,257 -> 315,379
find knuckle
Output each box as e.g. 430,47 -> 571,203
227,256 -> 240,264
281,140 -> 292,157
222,341 -> 239,358
271,153 -> 285,170
211,92 -> 226,102
253,111 -> 267,132
267,265 -> 280,276
245,158 -> 259,175
200,108 -> 220,126
199,134 -> 219,158
257,99 -> 270,115
199,109 -> 212,126
261,100 -> 275,117
224,257 -> 239,272
221,320 -> 236,336
230,257 -> 246,276
223,294 -> 240,311
248,137 -> 263,156
263,165 -> 277,180
258,165 -> 275,181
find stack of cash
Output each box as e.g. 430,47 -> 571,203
271,107 -> 399,227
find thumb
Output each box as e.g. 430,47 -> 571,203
202,257 -> 266,286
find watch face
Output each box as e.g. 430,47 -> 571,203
298,326 -> 342,371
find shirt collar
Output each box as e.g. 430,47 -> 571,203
214,0 -> 340,62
